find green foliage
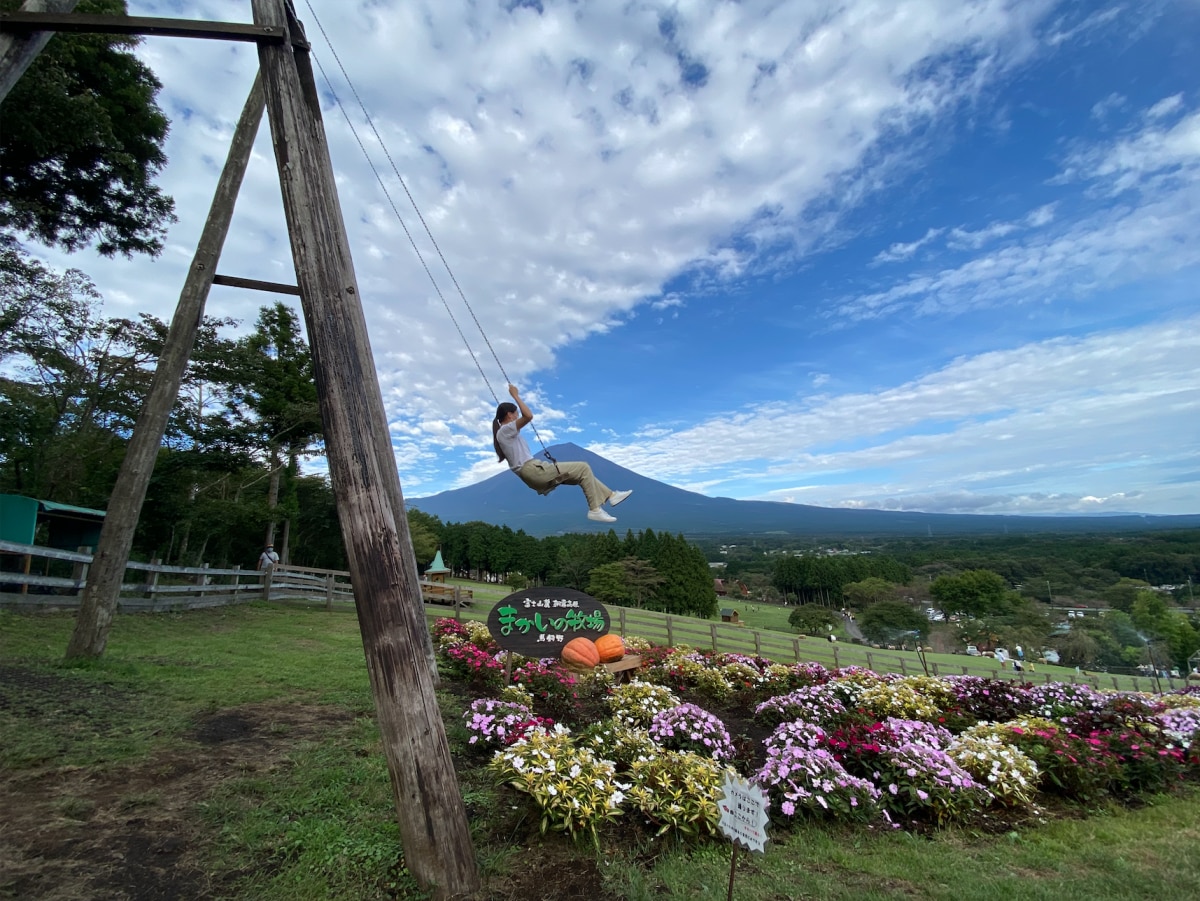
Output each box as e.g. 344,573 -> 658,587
1103,578 -> 1155,613
858,601 -> 929,645
489,727 -> 626,846
0,244 -> 154,503
643,532 -> 718,618
0,0 -> 175,256
841,576 -> 898,607
625,750 -> 725,838
787,604 -> 840,635
930,569 -> 1009,618
587,561 -> 628,603
954,595 -> 1052,658
588,556 -> 664,607
772,553 -> 910,605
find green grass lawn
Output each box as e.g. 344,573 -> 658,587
3,604 -> 1196,900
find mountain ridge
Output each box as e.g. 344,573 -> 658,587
409,443 -> 1200,538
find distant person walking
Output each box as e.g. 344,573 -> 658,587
257,544 -> 279,571
492,384 -> 632,524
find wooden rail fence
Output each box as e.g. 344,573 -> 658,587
1,540 -> 1177,692
601,606 -> 1178,694
0,540 -> 470,612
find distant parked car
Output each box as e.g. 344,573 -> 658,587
965,645 -> 981,656
1040,648 -> 1060,664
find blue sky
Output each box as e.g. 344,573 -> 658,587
29,0 -> 1200,515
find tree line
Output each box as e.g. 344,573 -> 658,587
434,519 -> 717,618
769,552 -> 912,605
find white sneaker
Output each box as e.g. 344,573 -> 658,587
607,489 -> 633,507
587,508 -> 617,523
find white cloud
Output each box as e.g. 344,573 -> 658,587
873,228 -> 944,263
592,316 -> 1200,513
36,1 -> 1061,435
838,99 -> 1200,321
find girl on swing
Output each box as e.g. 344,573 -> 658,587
493,384 -> 632,523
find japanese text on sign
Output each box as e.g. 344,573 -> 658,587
494,605 -> 605,637
520,597 -> 581,609
486,588 -> 611,658
717,772 -> 770,853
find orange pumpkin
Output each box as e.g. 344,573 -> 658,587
594,633 -> 625,663
561,636 -> 600,668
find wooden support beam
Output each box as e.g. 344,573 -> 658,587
250,1 -> 478,896
0,1 -> 79,104
0,11 -> 287,43
65,75 -> 266,660
212,273 -> 302,295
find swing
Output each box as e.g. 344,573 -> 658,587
310,36 -> 575,495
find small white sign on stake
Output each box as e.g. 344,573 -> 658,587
717,771 -> 770,853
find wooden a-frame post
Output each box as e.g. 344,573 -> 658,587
65,73 -> 265,659
251,1 -> 478,896
0,0 -> 79,102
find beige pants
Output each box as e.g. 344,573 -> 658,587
517,459 -> 612,510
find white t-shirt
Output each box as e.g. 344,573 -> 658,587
496,421 -> 532,472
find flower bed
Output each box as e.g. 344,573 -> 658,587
435,619 -> 1200,844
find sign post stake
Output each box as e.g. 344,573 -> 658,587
716,771 -> 770,901
726,845 -> 738,901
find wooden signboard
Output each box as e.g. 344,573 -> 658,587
486,587 -> 610,657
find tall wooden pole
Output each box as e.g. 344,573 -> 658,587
0,0 -> 79,103
250,1 -> 478,897
65,74 -> 266,660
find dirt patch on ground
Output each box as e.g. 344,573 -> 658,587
0,673 -> 355,901
1,665 -> 625,901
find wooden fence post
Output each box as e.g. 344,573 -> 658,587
453,585 -> 462,621
753,631 -> 761,656
866,652 -> 874,670
666,616 -> 674,647
196,562 -> 210,598
792,638 -> 800,662
619,607 -> 626,636
143,558 -> 160,599
899,658 -> 908,676
325,573 -> 334,611
261,566 -> 273,602
710,623 -> 718,648
71,546 -> 92,590
832,646 -> 839,668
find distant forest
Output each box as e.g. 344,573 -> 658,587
698,532 -> 1200,605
